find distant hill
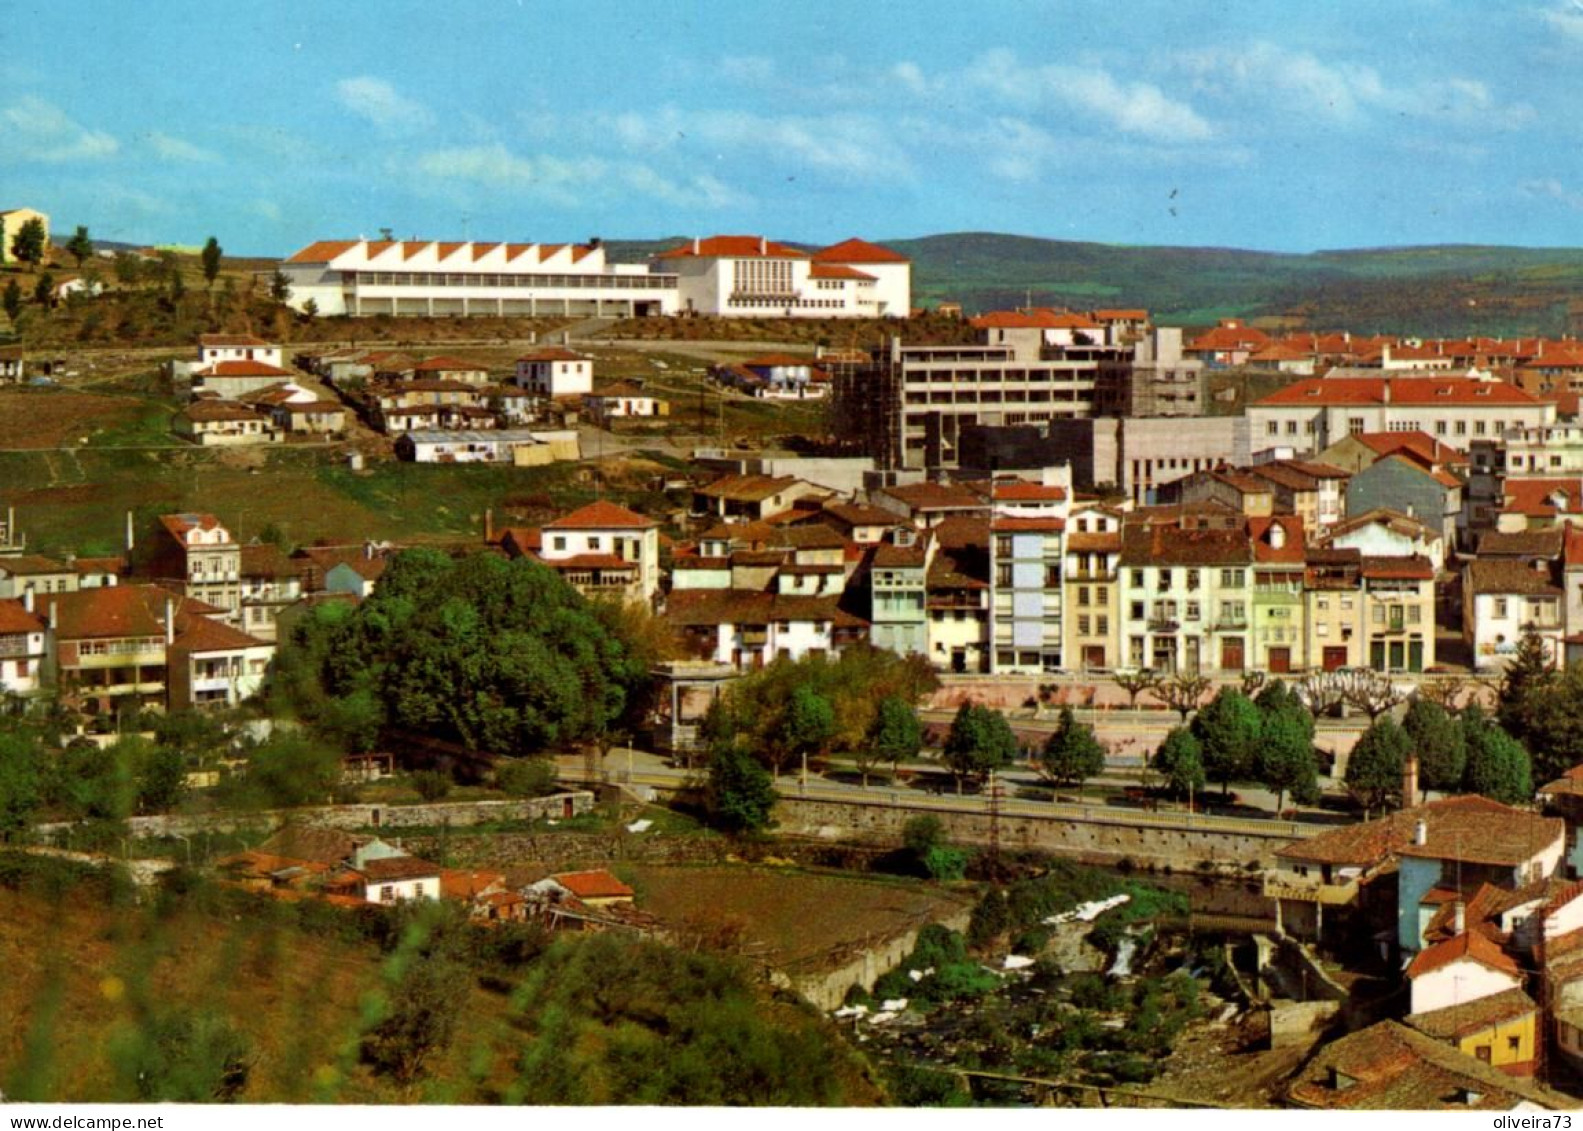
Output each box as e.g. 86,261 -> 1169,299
610,232 -> 1583,337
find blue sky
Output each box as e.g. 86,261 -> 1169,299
5,0 -> 1583,256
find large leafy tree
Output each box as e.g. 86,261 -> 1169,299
780,685 -> 835,770
705,740 -> 777,834
1461,704 -> 1534,806
1191,687 -> 1262,798
9,217 -> 45,269
1037,706 -> 1106,791
1345,716 -> 1410,818
942,703 -> 1017,792
0,729 -> 44,840
1403,697 -> 1466,798
1152,726 -> 1206,799
863,694 -> 922,786
298,550 -> 644,754
1494,644 -> 1582,787
1258,708 -> 1320,814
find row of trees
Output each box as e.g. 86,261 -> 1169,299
1149,682 -> 1321,812
1346,700 -> 1532,814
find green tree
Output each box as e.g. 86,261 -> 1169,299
1462,705 -> 1534,805
236,732 -> 341,809
1112,669 -> 1159,708
134,742 -> 189,815
1257,708 -> 1320,814
1152,725 -> 1206,800
32,271 -> 53,307
1191,688 -> 1262,798
2,278 -> 20,323
53,739 -> 136,822
269,269 -> 291,304
941,703 -> 1017,792
705,741 -> 777,834
201,236 -> 223,288
0,730 -> 44,841
1345,716 -> 1410,817
780,684 -> 835,770
10,217 -> 46,270
863,694 -> 922,786
494,757 -> 557,797
113,252 -> 141,289
65,225 -> 92,268
1037,706 -> 1106,792
1155,670 -> 1212,720
902,813 -> 967,880
362,950 -> 470,1087
410,769 -> 452,802
1403,697 -> 1466,798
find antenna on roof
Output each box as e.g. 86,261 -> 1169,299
379,227 -> 393,242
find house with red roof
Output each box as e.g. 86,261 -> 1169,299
190,358 -> 299,399
0,597 -> 47,695
514,347 -> 592,399
655,234 -> 909,318
197,334 -> 282,370
531,500 -> 662,605
583,382 -> 670,426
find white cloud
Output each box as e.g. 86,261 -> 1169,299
604,107 -> 914,181
1174,42 -> 1532,131
969,51 -> 1211,142
891,61 -> 928,96
1524,178 -> 1583,210
336,76 -> 433,132
415,142 -> 748,210
720,55 -> 777,84
0,95 -> 117,161
145,131 -> 217,162
1542,0 -> 1583,40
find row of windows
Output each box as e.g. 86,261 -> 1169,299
1129,568 -> 1247,589
347,271 -> 676,291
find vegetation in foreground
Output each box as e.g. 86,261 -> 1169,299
0,853 -> 881,1105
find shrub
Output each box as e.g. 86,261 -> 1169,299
410,770 -> 453,803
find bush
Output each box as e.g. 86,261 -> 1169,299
410,770 -> 453,802
494,757 -> 558,798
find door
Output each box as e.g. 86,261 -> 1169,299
1269,647 -> 1291,674
1185,637 -> 1201,673
1221,637 -> 1245,671
1370,641 -> 1387,671
1323,646 -> 1348,671
1084,644 -> 1106,669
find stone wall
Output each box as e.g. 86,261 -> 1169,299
771,904 -> 976,1013
35,792 -> 596,843
775,796 -> 1305,869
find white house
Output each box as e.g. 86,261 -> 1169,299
198,334 -> 283,369
538,500 -> 663,604
355,855 -> 443,904
583,383 -> 668,425
1406,931 -> 1524,1016
655,235 -> 910,319
515,349 -> 592,398
0,597 -> 48,695
1463,559 -> 1564,671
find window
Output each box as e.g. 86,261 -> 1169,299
997,564 -> 1012,587
1435,421 -> 1447,435
1455,420 -> 1467,436
588,536 -> 602,551
1097,585 -> 1109,604
1221,569 -> 1245,588
1495,598 -> 1509,618
1474,421 -> 1486,436
996,535 -> 1012,558
1158,570 -> 1173,590
380,885 -> 395,903
1372,605 -> 1385,625
1096,615 -> 1108,635
1130,601 -> 1145,620
1186,601 -> 1201,621
1348,417 -> 1365,435
1131,569 -> 1145,588
1078,615 -> 1091,635
1267,421 -> 1279,436
1186,569 -> 1201,591
1286,420 -> 1297,435
552,536 -> 567,551
1045,564 -> 1061,587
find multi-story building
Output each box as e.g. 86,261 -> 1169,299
1304,549 -> 1437,673
278,239 -> 677,318
1464,558 -> 1565,672
655,235 -> 910,318
925,516 -> 991,674
988,480 -> 1068,674
538,501 -> 662,606
865,530 -> 930,658
1250,373 -> 1554,458
1118,518 -> 1254,673
1249,515 -> 1308,675
838,329 -> 1128,471
140,513 -> 242,620
1062,506 -> 1123,671
0,597 -> 47,696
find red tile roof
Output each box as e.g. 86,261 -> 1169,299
812,238 -> 909,264
284,240 -> 361,264
551,869 -> 634,900
656,235 -> 807,260
992,481 -> 1067,502
1258,376 -> 1543,408
196,360 -> 295,378
544,500 -> 657,530
1405,929 -> 1522,980
971,308 -> 1101,331
807,263 -> 877,281
0,599 -> 45,635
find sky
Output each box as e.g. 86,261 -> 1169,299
5,0 -> 1583,257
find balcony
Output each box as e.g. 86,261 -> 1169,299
1211,616 -> 1249,632
1262,872 -> 1360,906
1147,617 -> 1179,633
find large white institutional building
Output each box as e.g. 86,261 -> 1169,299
277,234 -> 910,320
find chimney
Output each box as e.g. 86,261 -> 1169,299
22,587 -> 33,614
125,509 -> 135,555
1403,752 -> 1420,807
1413,818 -> 1427,846
692,237 -> 700,254
1452,899 -> 1466,935
164,597 -> 175,646
1381,376 -> 1391,404
759,236 -> 767,254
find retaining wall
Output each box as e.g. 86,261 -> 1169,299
774,796 -> 1306,869
771,904 -> 977,1013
